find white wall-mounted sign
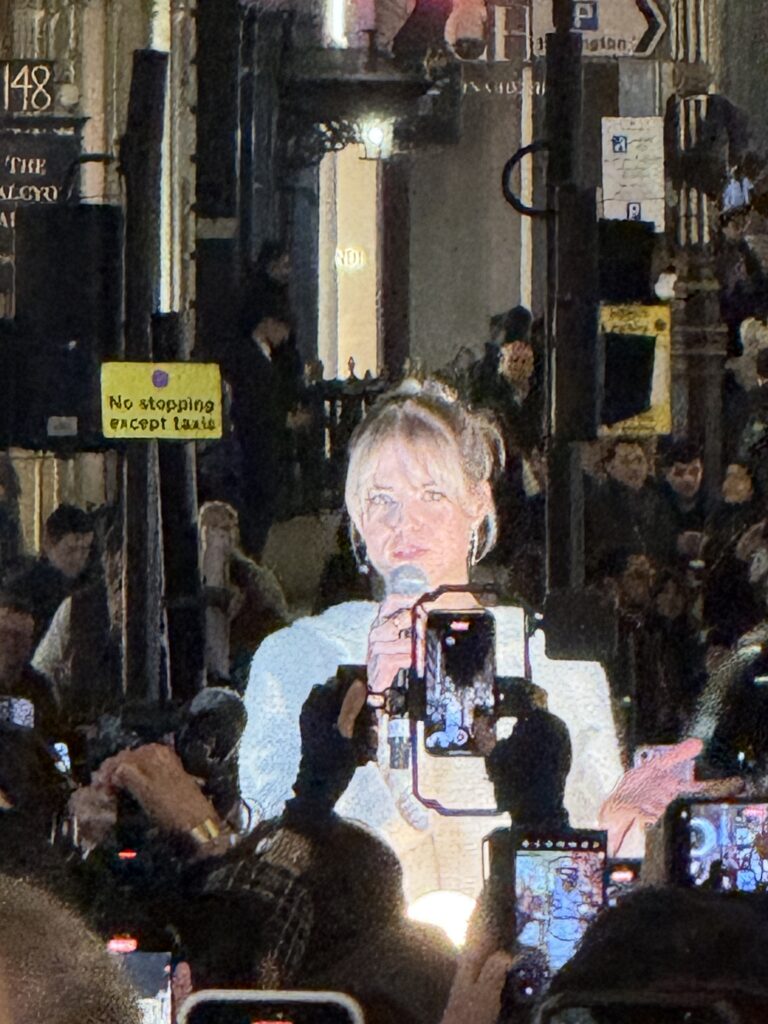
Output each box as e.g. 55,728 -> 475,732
601,116 -> 665,231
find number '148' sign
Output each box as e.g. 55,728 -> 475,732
1,61 -> 55,115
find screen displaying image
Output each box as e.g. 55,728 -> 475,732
515,843 -> 605,976
113,951 -> 171,1024
424,612 -> 495,755
686,802 -> 768,891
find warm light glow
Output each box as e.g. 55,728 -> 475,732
408,890 -> 476,947
107,936 -> 139,954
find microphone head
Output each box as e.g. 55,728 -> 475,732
386,564 -> 428,597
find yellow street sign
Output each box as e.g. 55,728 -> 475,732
101,362 -> 222,440
599,304 -> 671,437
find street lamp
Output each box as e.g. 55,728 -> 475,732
359,116 -> 394,159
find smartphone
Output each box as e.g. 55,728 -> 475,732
488,828 -> 607,984
111,949 -> 172,1024
178,990 -> 365,1024
423,609 -> 496,756
665,797 -> 768,891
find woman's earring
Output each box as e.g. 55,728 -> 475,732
353,538 -> 370,575
468,528 -> 479,569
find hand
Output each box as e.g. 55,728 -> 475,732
68,783 -> 118,852
440,898 -> 515,1024
98,743 -> 220,835
599,738 -> 743,856
366,595 -> 420,701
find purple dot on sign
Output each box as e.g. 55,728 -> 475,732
152,369 -> 170,388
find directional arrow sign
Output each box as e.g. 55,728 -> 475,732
634,0 -> 666,57
532,0 -> 668,59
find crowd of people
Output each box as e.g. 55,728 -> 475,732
1,296 -> 768,1021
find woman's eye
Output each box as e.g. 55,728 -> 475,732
424,490 -> 446,503
368,493 -> 394,506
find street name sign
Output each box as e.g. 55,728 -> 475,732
533,0 -> 667,58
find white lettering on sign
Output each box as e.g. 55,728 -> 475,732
334,246 -> 368,271
0,183 -> 59,203
601,116 -> 665,231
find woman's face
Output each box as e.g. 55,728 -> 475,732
356,436 -> 488,588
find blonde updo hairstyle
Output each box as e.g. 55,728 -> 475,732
345,378 -> 505,567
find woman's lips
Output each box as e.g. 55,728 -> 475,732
392,545 -> 428,561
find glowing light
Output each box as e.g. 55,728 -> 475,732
407,890 -> 476,947
365,124 -> 385,147
326,0 -> 347,47
118,849 -> 138,860
358,118 -> 394,160
107,936 -> 138,954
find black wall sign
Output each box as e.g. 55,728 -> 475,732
0,128 -> 79,297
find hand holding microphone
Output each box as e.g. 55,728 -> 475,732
366,565 -> 429,706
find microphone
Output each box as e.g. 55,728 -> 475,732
384,566 -> 428,770
385,563 -> 428,597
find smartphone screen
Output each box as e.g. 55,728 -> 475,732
681,801 -> 768,891
112,950 -> 172,1024
423,610 -> 496,756
514,835 -> 606,977
179,991 -> 364,1024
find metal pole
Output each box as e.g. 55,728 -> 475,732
153,312 -> 205,700
120,50 -> 169,704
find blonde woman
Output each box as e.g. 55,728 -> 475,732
240,380 -> 624,905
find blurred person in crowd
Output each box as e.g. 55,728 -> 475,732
1,504 -> 94,643
240,240 -> 291,334
657,439 -> 706,558
585,439 -> 674,582
532,887 -> 768,1024
0,590 -> 57,739
702,462 -> 765,645
0,588 -> 68,851
198,500 -> 289,692
68,681 -> 457,1024
31,519 -> 124,777
633,569 -> 706,745
0,454 -> 22,573
226,311 -> 302,556
471,305 -> 543,457
690,521 -> 768,778
315,515 -> 375,614
0,873 -> 141,1024
737,344 -> 768,494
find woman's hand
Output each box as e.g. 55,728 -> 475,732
98,743 -> 221,835
599,738 -> 743,856
366,594 -> 420,700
